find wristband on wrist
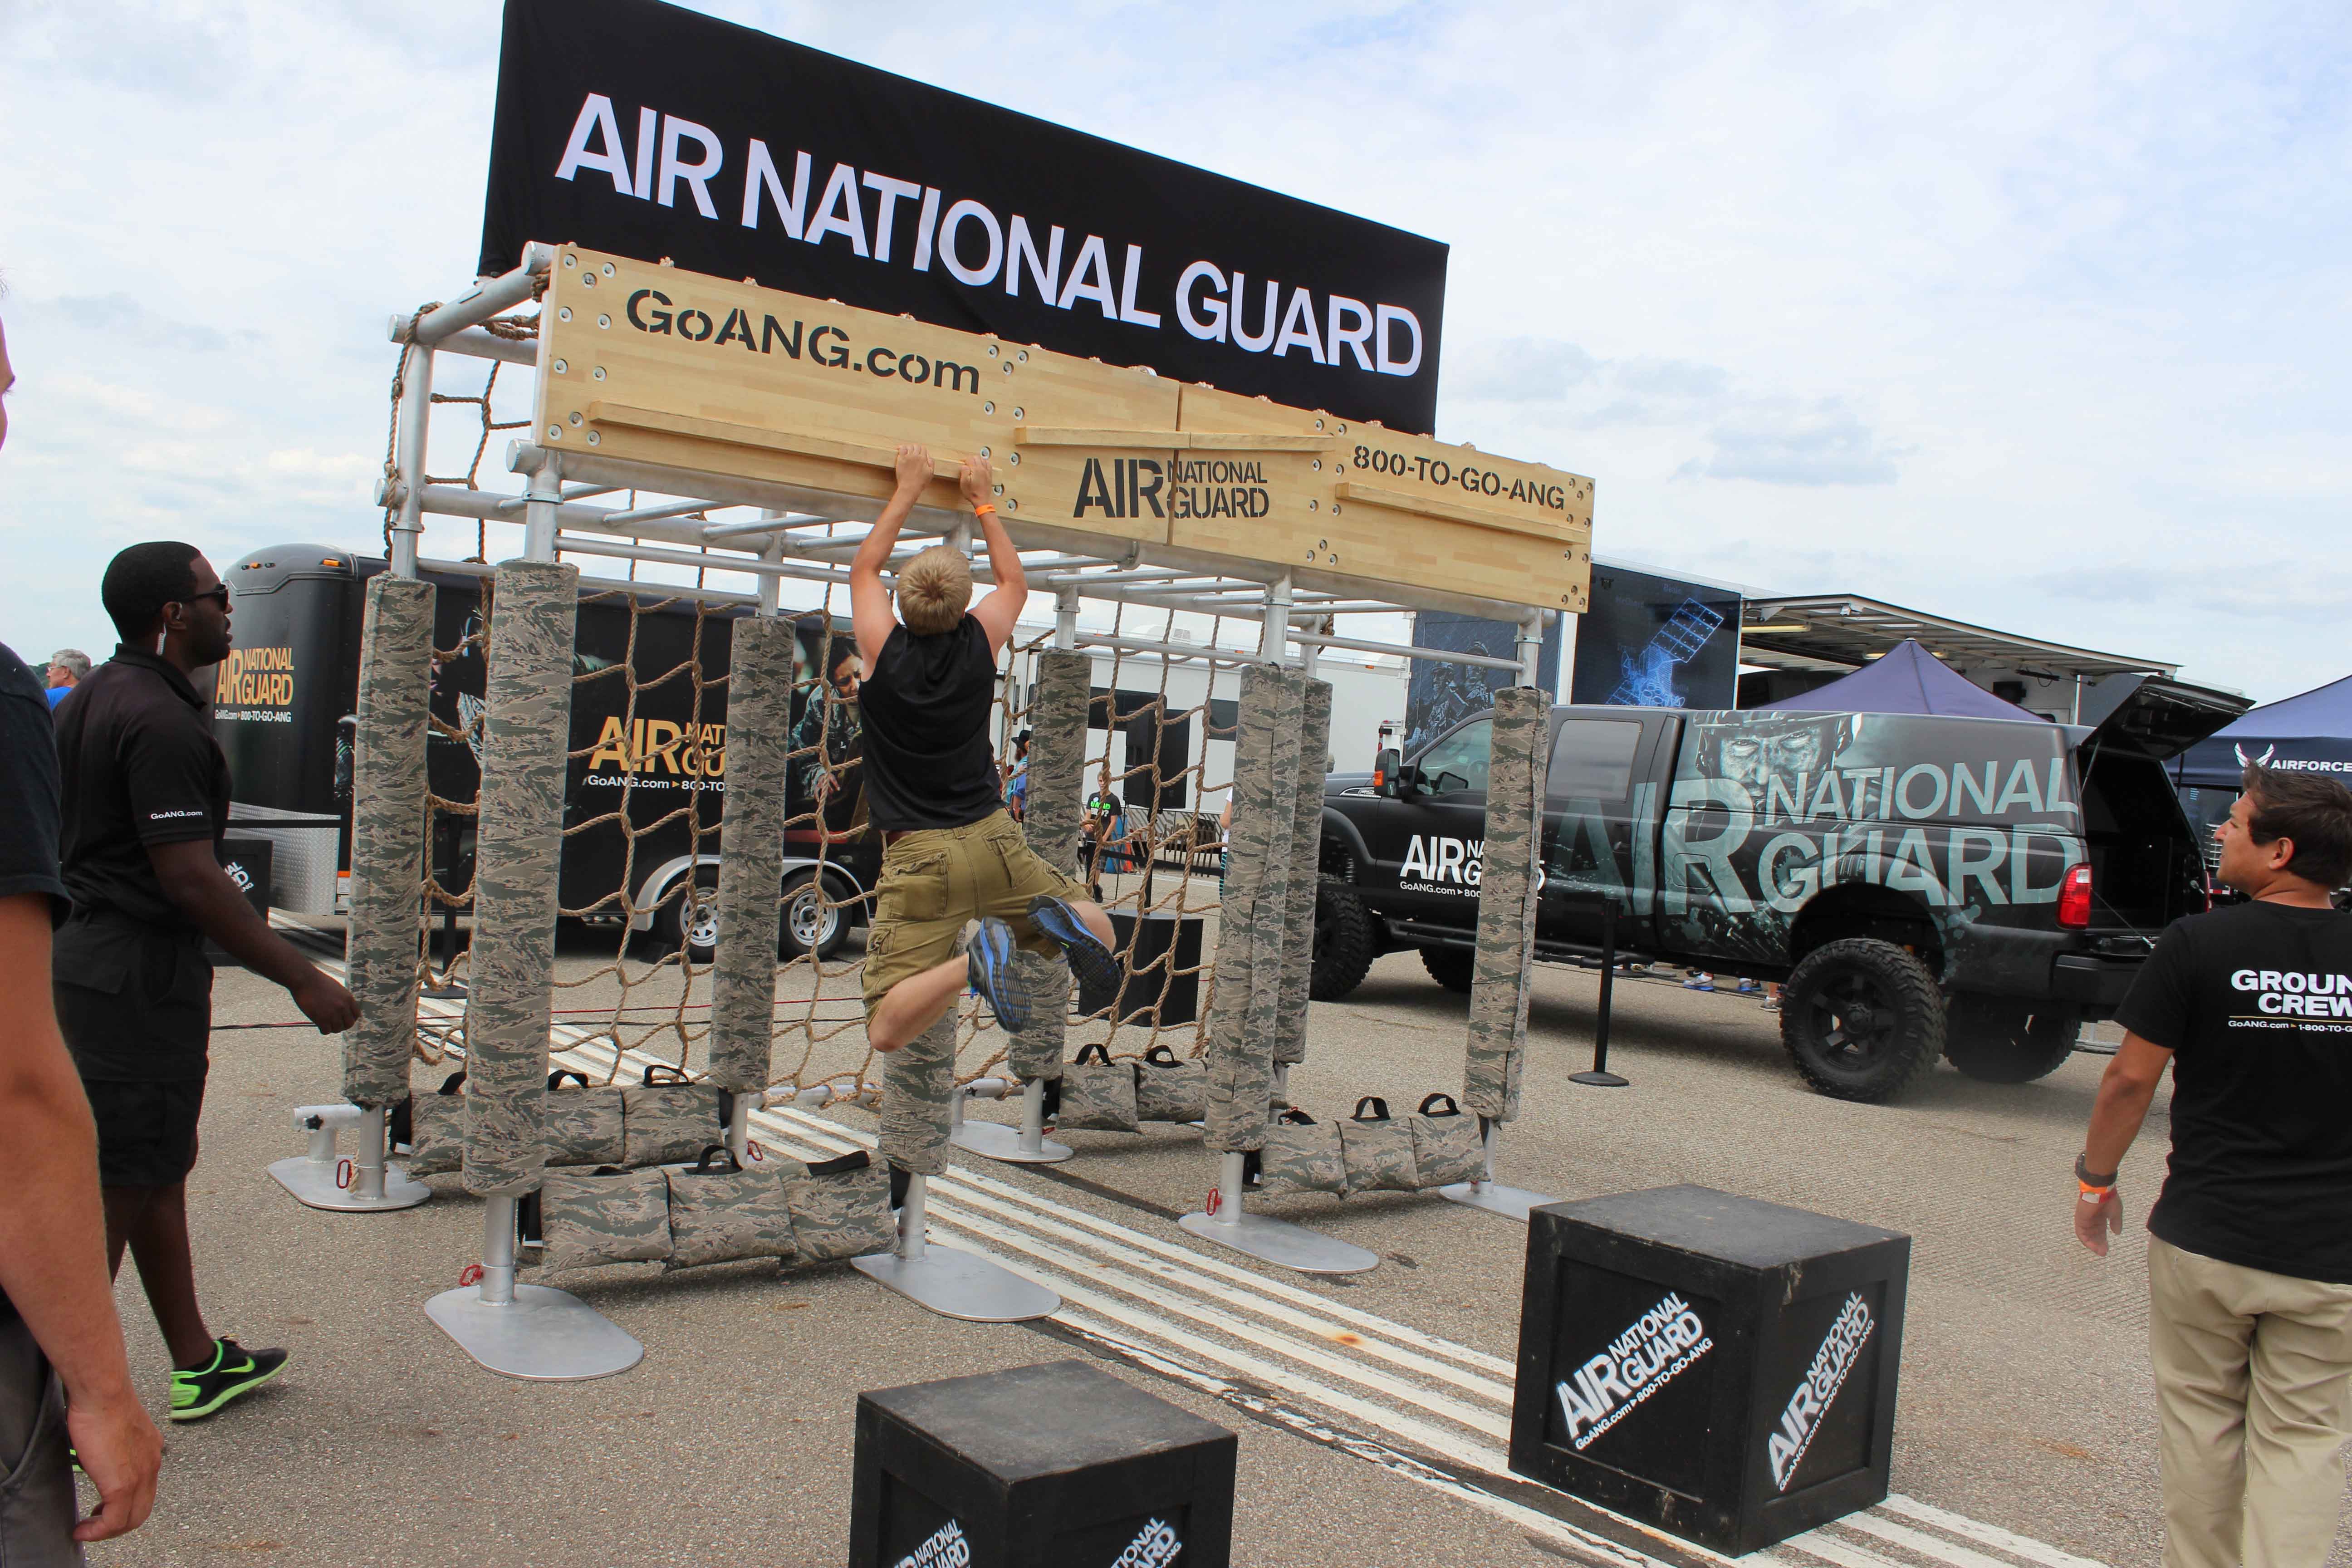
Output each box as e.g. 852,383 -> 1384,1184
2078,1179 -> 2116,1203
971,503 -> 997,519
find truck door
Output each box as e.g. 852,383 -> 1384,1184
1359,715 -> 1493,926
1540,711 -> 1676,947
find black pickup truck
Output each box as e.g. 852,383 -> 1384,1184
1312,694 -> 2219,1101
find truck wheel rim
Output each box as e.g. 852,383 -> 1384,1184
1811,974 -> 1895,1064
789,887 -> 833,948
687,895 -> 720,950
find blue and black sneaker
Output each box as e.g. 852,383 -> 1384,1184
170,1338 -> 288,1421
966,917 -> 1035,1033
1026,896 -> 1122,997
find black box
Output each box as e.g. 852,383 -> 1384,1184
1076,912 -> 1203,1028
1509,1185 -> 1909,1556
850,1359 -> 1235,1568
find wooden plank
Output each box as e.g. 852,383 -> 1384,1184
1171,384 -> 1594,615
532,246 -> 1597,610
1015,427 -> 1336,453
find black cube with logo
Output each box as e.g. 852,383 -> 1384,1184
1509,1185 -> 1908,1556
849,1359 -> 1235,1568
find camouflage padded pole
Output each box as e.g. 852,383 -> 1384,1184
709,614 -> 797,1121
1461,684 -> 1548,1123
269,573 -> 437,1214
461,557 -> 579,1200
881,1010 -> 960,1182
1240,669 -> 1303,1090
1202,662 -> 1284,1156
1272,676 -> 1333,1075
344,573 -> 436,1112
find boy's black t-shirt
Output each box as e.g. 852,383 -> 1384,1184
2116,900 -> 2352,1284
858,617 -> 1002,832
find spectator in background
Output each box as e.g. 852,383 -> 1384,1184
53,542 -> 358,1425
2075,764 -> 2352,1567
1003,730 -> 1031,821
44,651 -> 88,710
0,303 -> 164,1559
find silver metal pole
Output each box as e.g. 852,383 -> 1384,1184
1054,585 -> 1081,647
479,1193 -> 518,1306
756,521 -> 785,617
351,1107 -> 387,1202
896,1173 -> 929,1261
1258,575 -> 1293,661
1517,610 -> 1546,686
521,459 -> 563,562
388,343 -> 434,578
397,245 -> 554,347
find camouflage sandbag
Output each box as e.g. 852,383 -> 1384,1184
1057,1043 -> 1139,1132
1408,1093 -> 1485,1187
664,1146 -> 799,1271
785,1149 -> 897,1263
404,1071 -> 468,1176
1133,1043 -> 1208,1124
539,1166 -> 672,1272
544,1069 -> 627,1167
620,1063 -> 723,1167
1255,1108 -> 1345,1194
1340,1097 -> 1421,1193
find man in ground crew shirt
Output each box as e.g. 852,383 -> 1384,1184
2074,763 -> 2352,1568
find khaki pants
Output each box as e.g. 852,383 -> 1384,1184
2149,1235 -> 2352,1568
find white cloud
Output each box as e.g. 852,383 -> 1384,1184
0,0 -> 2347,703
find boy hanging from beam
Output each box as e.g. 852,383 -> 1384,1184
852,445 -> 1119,1060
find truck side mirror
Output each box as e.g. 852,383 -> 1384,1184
1373,748 -> 1402,798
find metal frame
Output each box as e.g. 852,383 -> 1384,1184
376,247 -> 1568,1308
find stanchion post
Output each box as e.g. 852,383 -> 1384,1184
1571,901 -> 1629,1088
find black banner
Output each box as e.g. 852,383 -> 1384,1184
1571,562 -> 1743,710
479,0 -> 1449,433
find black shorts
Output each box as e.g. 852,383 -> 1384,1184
53,913 -> 212,1083
82,1078 -> 206,1187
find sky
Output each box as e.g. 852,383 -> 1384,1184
1,0 -> 2347,704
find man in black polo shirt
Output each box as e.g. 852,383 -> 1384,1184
54,542 -> 357,1424
0,307 -> 162,1561
2075,764 -> 2352,1568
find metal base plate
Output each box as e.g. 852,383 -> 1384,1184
1177,1209 -> 1381,1274
949,1120 -> 1074,1165
1440,1181 -> 1557,1222
1569,1070 -> 1630,1088
269,1156 -> 433,1213
852,1243 -> 1061,1322
425,1283 -> 643,1381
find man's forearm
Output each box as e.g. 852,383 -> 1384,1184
167,862 -> 323,993
2083,1072 -> 2158,1176
0,907 -> 140,1409
977,506 -> 1025,601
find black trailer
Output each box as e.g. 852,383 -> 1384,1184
210,544 -> 880,962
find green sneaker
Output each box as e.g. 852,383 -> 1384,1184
169,1338 -> 288,1421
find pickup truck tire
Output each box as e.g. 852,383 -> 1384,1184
1780,937 -> 1946,1102
1311,877 -> 1377,1001
1943,997 -> 2081,1083
779,867 -> 852,962
1421,946 -> 1475,993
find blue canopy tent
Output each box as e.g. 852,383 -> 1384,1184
1752,638 -> 2041,721
2175,673 -> 2352,791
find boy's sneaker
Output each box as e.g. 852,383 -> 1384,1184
1734,978 -> 1762,995
1683,973 -> 1715,992
1761,995 -> 1783,1012
170,1338 -> 287,1421
966,917 -> 1035,1033
1026,895 -> 1123,997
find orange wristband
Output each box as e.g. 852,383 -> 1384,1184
971,503 -> 997,519
2078,1179 -> 2116,1202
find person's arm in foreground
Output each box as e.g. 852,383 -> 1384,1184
0,893 -> 162,1541
146,840 -> 355,1032
2073,1032 -> 2172,1255
965,455 -> 1026,655
852,444 -> 934,672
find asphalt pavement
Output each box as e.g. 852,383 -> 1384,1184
81,931 -> 2352,1568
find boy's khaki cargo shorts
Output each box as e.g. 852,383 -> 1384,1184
861,810 -> 1088,1017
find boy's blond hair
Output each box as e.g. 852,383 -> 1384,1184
895,544 -> 973,635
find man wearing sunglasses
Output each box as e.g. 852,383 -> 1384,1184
51,544 -> 357,1427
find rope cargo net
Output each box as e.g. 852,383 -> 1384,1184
374,300 -> 1265,1112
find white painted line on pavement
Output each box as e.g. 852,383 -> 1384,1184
1879,1496 -> 2107,1568
1779,1530 -> 1910,1568
1836,1509 -> 2048,1568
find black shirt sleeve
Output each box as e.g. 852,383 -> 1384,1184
0,647 -> 69,918
122,711 -> 223,847
2116,919 -> 2196,1051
